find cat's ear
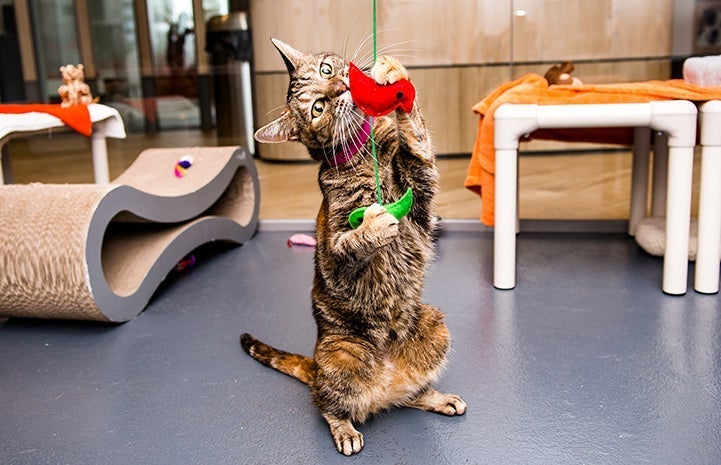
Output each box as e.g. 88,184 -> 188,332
271,38 -> 304,74
254,111 -> 297,143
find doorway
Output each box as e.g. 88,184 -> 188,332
22,0 -> 226,133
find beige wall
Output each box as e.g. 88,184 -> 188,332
250,0 -> 674,160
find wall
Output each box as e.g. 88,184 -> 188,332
250,0 -> 674,160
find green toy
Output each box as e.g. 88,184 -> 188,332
348,187 -> 413,229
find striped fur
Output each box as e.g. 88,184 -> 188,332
245,39 -> 465,456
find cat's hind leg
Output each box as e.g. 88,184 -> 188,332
404,387 -> 467,416
323,413 -> 364,456
390,304 -> 467,417
312,336 -> 381,455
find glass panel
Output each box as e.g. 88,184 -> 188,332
28,0 -> 80,102
199,0 -> 230,127
0,0 -> 25,102
87,0 -> 144,131
146,0 -> 199,129
201,0 -> 228,22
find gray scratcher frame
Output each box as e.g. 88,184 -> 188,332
0,146 -> 259,322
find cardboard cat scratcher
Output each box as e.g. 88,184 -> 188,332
0,146 -> 259,322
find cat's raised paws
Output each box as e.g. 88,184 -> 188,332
371,55 -> 409,85
360,203 -> 399,246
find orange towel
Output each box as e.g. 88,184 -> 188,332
464,74 -> 721,226
0,103 -> 92,136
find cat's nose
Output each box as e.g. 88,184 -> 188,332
328,79 -> 348,97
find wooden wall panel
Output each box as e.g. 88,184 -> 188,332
250,0 -> 675,160
376,0 -> 512,66
250,0 -> 373,72
413,67 -> 508,155
250,0 -> 513,71
253,73 -> 308,161
511,0 -> 673,62
251,0 -> 672,69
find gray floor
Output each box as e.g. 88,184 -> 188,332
1,229 -> 720,465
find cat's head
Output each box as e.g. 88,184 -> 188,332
254,38 -> 365,162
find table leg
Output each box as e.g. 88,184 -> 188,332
90,122 -> 110,184
0,143 -> 5,185
629,127 -> 650,235
663,145 -> 694,295
695,144 -> 721,294
494,148 -> 519,290
0,141 -> 14,185
651,131 -> 668,217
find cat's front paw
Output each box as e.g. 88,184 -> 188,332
361,203 -> 399,247
371,55 -> 409,85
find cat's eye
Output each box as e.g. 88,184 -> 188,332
311,100 -> 325,118
319,62 -> 333,79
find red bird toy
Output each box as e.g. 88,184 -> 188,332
348,62 -> 415,117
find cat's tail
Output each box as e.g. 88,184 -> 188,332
240,333 -> 316,386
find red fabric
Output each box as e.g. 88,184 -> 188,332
348,62 -> 415,116
0,103 -> 92,136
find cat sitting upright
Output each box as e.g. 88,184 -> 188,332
241,38 -> 466,456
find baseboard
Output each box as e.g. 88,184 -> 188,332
257,219 -> 629,234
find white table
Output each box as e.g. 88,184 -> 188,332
0,103 -> 126,184
493,100 -> 698,295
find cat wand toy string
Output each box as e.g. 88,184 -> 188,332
347,0 -> 415,229
370,0 -> 382,206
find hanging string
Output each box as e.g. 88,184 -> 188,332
370,0 -> 383,205
372,0 -> 378,63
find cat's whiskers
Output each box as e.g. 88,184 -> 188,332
375,41 -> 418,56
323,104 -> 350,173
376,52 -> 420,63
347,28 -> 376,65
340,15 -> 367,64
330,109 -> 367,177
355,44 -> 419,71
355,135 -> 374,169
330,113 -> 349,175
345,113 -> 368,173
264,104 -> 288,118
320,141 -> 334,169
350,26 -> 414,66
345,114 -> 371,175
348,27 -> 398,68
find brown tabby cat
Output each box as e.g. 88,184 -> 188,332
241,38 -> 466,456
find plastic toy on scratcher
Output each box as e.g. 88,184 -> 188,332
174,155 -> 194,178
